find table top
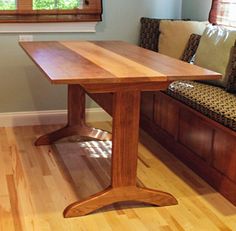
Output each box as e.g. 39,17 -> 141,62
20,40 -> 221,85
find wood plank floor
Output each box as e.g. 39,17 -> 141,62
0,121 -> 236,231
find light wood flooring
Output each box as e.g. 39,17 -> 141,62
0,121 -> 236,231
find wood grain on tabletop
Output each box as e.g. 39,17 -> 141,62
0,122 -> 236,231
19,41 -> 221,85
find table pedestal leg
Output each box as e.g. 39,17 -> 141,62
35,85 -> 111,145
63,90 -> 177,217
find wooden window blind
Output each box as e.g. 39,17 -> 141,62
209,0 -> 236,27
0,0 -> 102,22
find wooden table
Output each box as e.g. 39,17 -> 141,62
20,41 -> 220,217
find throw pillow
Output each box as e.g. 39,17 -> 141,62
194,25 -> 236,88
158,20 -> 207,59
181,34 -> 202,63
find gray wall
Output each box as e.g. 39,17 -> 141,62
0,0 -> 182,113
182,0 -> 212,21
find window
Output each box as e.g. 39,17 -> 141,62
209,0 -> 236,27
0,0 -> 102,22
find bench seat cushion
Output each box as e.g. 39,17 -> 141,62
167,81 -> 236,131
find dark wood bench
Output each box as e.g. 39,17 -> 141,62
139,17 -> 236,206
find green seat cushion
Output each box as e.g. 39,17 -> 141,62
167,81 -> 236,131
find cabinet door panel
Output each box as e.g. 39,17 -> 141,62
154,92 -> 179,138
213,130 -> 236,183
179,109 -> 213,161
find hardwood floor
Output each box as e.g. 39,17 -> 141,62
0,122 -> 236,231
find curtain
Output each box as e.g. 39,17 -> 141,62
209,0 -> 236,27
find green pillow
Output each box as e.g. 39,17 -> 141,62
195,25 -> 236,88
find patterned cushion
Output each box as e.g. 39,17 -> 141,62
167,81 -> 236,131
181,34 -> 201,63
226,42 -> 236,93
139,17 -> 161,52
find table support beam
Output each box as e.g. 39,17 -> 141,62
63,90 -> 177,217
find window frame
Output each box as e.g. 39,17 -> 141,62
0,0 -> 103,23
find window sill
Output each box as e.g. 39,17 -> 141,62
0,21 -> 97,33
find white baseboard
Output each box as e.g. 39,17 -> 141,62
0,108 -> 111,127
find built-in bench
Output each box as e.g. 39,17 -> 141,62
168,80 -> 236,131
139,17 -> 236,206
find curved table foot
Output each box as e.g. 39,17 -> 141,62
35,85 -> 111,146
63,186 -> 177,217
35,125 -> 112,146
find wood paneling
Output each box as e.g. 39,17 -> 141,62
154,92 -> 179,139
213,130 -> 236,183
140,91 -> 236,206
179,109 -> 213,161
141,111 -> 236,206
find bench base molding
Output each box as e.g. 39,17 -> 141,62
141,91 -> 236,206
